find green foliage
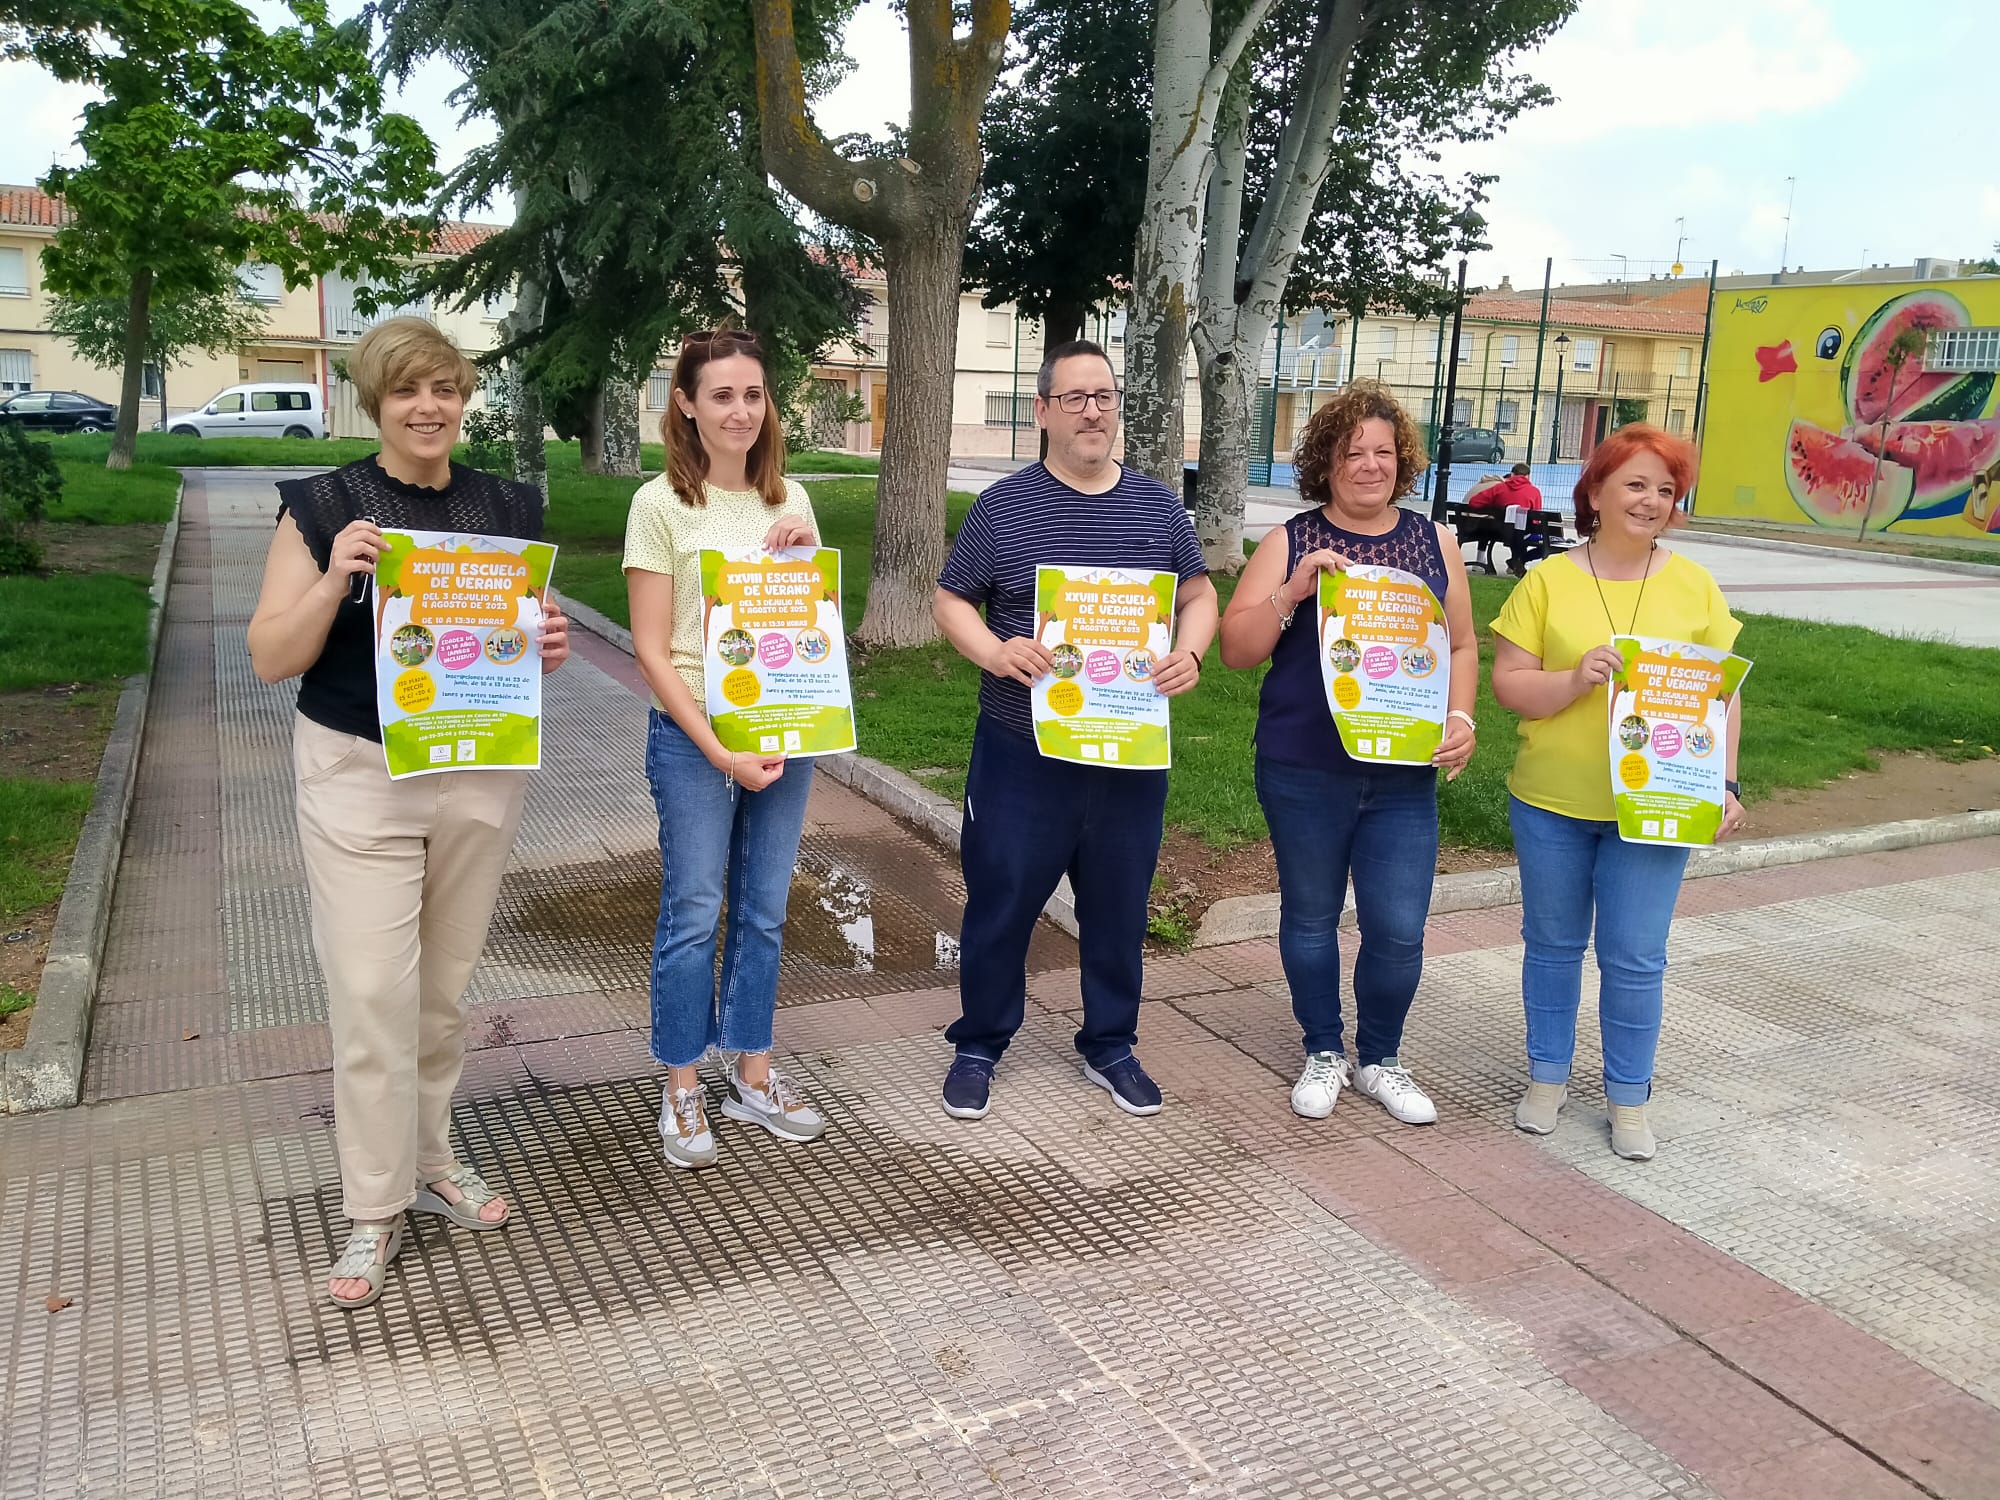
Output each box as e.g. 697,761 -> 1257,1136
965,0 -> 1153,343
44,454 -> 177,528
376,0 -> 864,439
2,0 -> 440,462
1613,397 -> 1647,428
0,572 -> 155,691
560,481 -> 2000,853
461,396 -> 513,476
1258,0 -> 1576,317
0,427 -> 64,574
0,777 -> 98,923
48,286 -> 268,372
0,983 -> 34,1020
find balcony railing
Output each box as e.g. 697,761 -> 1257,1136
323,299 -> 433,342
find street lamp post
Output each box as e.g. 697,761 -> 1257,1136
1546,332 -> 1571,463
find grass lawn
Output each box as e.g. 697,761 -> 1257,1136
525,471 -> 2000,855
1,453 -> 176,1033
44,431 -> 875,477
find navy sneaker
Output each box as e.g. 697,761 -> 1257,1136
941,1054 -> 995,1120
1083,1056 -> 1163,1117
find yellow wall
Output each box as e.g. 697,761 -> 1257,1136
1696,278 -> 2000,536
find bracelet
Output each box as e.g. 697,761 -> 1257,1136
1268,591 -> 1297,629
1448,709 -> 1477,733
1725,779 -> 1741,798
724,752 -> 738,787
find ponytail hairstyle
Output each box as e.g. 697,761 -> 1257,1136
661,324 -> 788,508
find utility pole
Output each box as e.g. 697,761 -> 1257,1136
1429,257 -> 1469,521
1524,256 -> 1553,473
1672,218 -> 1687,276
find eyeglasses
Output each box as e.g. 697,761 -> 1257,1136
1050,389 -> 1123,414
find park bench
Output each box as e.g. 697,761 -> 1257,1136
1442,501 -> 1571,577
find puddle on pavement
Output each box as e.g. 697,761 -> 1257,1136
498,844 -> 963,981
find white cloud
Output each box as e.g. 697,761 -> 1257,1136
1501,0 -> 1860,146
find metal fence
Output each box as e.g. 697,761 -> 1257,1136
1249,256 -> 1719,498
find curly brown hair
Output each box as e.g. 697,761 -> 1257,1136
1292,380 -> 1429,507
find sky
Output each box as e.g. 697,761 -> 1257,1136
3,0 -> 1992,292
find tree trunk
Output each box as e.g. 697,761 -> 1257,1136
502,268 -> 549,504
1187,0 -> 1365,571
1122,0 -> 1211,486
1041,300 -> 1087,351
856,226 -> 963,649
1194,319 -> 1259,571
1122,0 -> 1280,485
1189,70 -> 1255,572
108,266 -> 152,471
579,385 -> 606,474
599,372 -> 642,477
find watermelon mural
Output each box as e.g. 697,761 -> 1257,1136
1697,278 -> 2000,537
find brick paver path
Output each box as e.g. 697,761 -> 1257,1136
2,472 -> 1995,1499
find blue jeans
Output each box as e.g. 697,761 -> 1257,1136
644,711 -> 814,1069
948,716 -> 1167,1069
1254,754 -> 1438,1066
1509,795 -> 1691,1105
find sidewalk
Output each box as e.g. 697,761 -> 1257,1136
0,471 -> 1995,1499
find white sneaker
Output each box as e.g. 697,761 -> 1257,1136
721,1059 -> 827,1142
1290,1051 -> 1353,1119
1354,1059 -> 1438,1125
660,1084 -> 718,1169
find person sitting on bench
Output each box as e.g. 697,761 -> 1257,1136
1468,464 -> 1545,573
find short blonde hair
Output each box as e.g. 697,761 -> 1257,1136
347,316 -> 478,422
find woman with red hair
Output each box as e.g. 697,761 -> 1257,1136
1490,425 -> 1745,1161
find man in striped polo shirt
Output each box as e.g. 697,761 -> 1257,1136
932,339 -> 1218,1120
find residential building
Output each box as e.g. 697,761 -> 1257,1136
0,185 -> 507,437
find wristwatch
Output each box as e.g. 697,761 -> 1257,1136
1724,779 -> 1741,798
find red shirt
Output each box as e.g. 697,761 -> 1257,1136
1468,473 -> 1543,512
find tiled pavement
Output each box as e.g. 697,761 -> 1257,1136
1,472 -> 1996,1499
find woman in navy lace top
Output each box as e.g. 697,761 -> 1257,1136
1218,382 -> 1479,1128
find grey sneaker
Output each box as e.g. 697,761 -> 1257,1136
721,1060 -> 827,1142
660,1084 -> 718,1169
1514,1081 -> 1568,1135
1609,1103 -> 1656,1160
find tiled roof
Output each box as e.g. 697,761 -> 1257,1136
0,183 -> 501,256
1463,293 -> 1707,337
0,185 -> 68,228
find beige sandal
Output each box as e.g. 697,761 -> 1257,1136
325,1222 -> 403,1311
411,1166 -> 512,1231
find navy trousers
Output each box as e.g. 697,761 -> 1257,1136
947,716 -> 1168,1069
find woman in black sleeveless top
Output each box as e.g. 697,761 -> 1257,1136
246,318 -> 569,1311
1219,383 -> 1478,1128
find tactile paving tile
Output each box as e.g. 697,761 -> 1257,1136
1,1011 -> 1735,1499
1401,864 -> 2000,1410
179,475 -> 1067,1041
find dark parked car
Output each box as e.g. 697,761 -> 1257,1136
1438,425 -> 1504,464
0,390 -> 117,434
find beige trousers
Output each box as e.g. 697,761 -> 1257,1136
292,713 -> 530,1220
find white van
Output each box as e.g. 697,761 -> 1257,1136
166,383 -> 326,440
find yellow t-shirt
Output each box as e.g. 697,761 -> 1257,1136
622,475 -> 819,710
1492,548 -> 1740,822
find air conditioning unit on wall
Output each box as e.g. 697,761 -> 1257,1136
1913,258 -> 1961,280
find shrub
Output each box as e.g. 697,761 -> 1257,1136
0,425 -> 63,574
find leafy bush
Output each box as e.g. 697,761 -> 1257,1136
0,425 -> 63,574
462,394 -> 513,475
